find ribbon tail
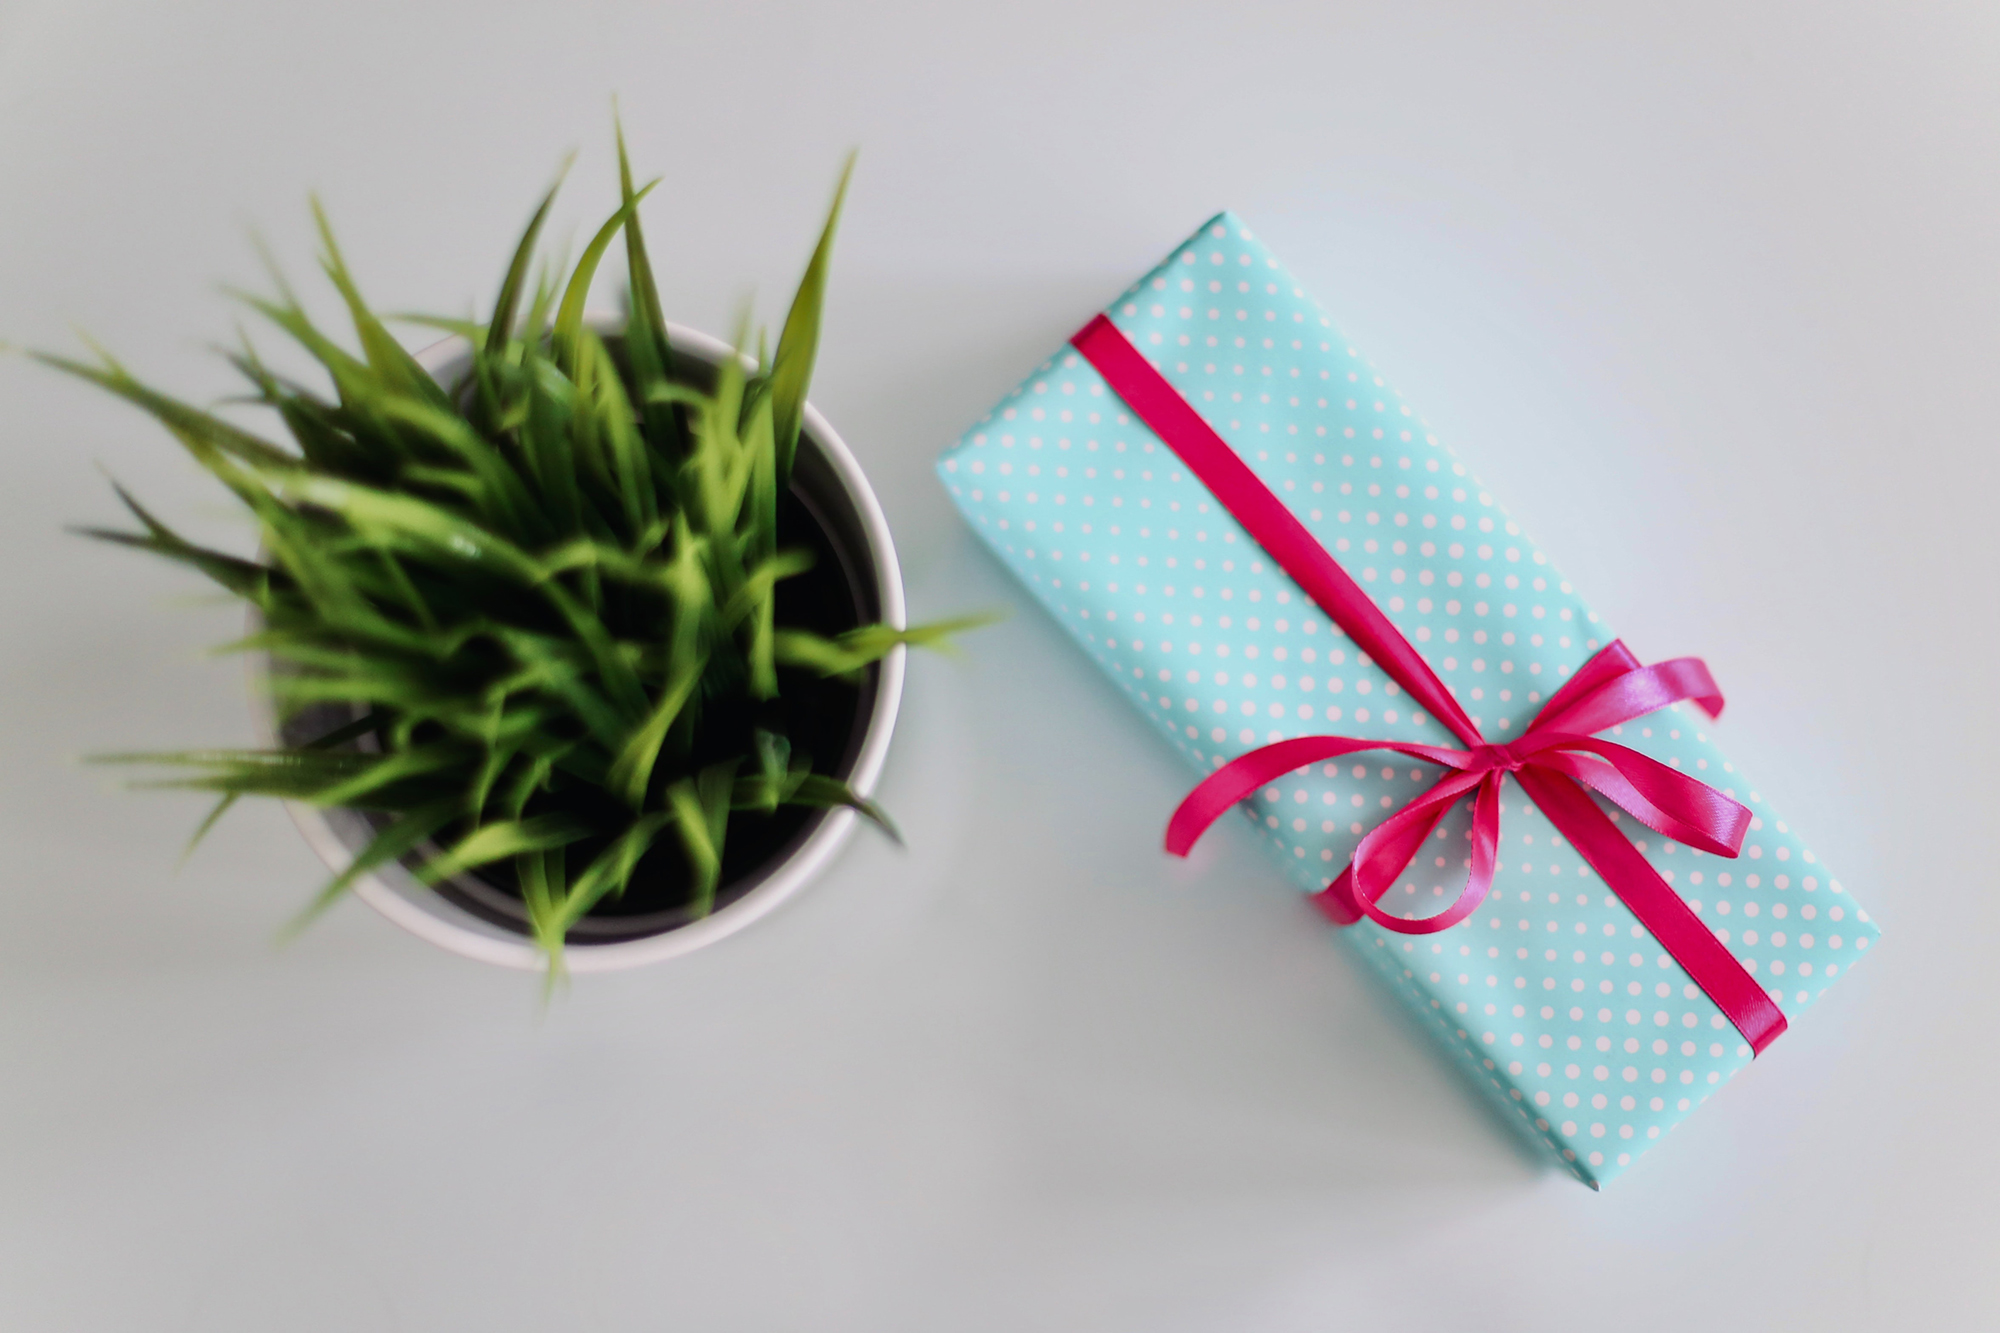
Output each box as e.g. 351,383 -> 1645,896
1515,767 -> 1786,1054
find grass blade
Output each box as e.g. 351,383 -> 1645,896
419,814 -> 592,885
551,180 -> 659,375
488,157 -> 572,355
666,759 -> 738,918
785,773 -> 900,844
768,152 -> 853,481
311,198 -> 451,412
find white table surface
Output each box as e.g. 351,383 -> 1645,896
2,2 -> 1994,1328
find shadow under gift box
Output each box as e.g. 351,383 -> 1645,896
934,211 -> 1878,1189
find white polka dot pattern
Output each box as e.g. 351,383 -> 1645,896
936,211 -> 1880,1188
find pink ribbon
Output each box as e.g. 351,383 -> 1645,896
1071,313 -> 1786,1054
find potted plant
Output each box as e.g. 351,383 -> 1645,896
47,128 -> 973,974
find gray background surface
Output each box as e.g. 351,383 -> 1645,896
1,2 -> 1992,1328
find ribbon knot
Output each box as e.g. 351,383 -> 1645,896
1070,311 -> 1787,1055
1468,743 -> 1525,775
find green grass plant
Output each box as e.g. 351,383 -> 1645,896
47,128 -> 976,971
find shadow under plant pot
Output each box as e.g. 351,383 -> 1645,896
262,319 -> 906,972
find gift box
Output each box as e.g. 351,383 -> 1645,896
936,212 -> 1879,1188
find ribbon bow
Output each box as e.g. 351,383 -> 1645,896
1071,314 -> 1786,1054
1167,642 -> 1745,935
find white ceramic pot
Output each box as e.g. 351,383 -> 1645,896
260,318 -> 906,971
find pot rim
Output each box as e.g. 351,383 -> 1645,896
258,315 -> 906,971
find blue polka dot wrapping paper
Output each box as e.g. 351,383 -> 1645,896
935,211 -> 1880,1189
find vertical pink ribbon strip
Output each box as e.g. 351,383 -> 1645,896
1070,313 -> 1786,1055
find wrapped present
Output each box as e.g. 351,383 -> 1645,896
936,212 -> 1879,1188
